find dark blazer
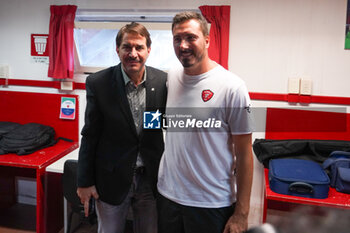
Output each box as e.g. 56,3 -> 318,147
77,64 -> 167,205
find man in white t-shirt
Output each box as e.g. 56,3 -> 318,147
157,11 -> 254,233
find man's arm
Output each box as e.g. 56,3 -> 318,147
76,76 -> 102,216
224,133 -> 253,233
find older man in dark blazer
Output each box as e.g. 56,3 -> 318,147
77,22 -> 167,233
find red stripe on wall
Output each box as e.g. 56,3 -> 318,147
249,92 -> 288,102
1,79 -> 350,105
250,92 -> 350,106
0,78 -> 84,90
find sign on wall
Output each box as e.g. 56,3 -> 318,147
31,34 -> 49,64
60,97 -> 76,120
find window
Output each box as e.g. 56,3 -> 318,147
73,10 -> 191,73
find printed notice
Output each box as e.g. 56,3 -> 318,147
60,97 -> 76,120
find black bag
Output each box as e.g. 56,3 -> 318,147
0,122 -> 22,139
0,123 -> 57,155
253,139 -> 350,168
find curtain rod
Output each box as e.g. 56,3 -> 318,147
76,9 -> 200,14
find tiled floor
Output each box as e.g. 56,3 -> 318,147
60,221 -> 133,233
0,223 -> 98,233
0,228 -> 34,233
58,222 -> 98,233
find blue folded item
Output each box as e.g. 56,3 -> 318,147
269,158 -> 330,199
323,151 -> 350,194
336,167 -> 350,193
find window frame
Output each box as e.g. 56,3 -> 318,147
74,21 -> 175,74
73,9 -> 200,75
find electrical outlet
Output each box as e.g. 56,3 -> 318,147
61,81 -> 73,91
288,78 -> 300,94
300,79 -> 312,95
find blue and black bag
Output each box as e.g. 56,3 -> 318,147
323,151 -> 350,194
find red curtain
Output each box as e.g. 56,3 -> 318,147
199,5 -> 230,69
48,5 -> 77,79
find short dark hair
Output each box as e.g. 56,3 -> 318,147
116,22 -> 152,48
172,11 -> 209,36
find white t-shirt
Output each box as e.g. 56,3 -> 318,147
157,64 -> 254,208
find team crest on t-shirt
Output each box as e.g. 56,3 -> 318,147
201,89 -> 214,102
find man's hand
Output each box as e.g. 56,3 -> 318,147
77,185 -> 99,217
223,212 -> 248,233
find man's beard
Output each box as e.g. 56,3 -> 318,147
179,53 -> 204,68
181,58 -> 192,68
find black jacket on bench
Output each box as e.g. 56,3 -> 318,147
253,138 -> 350,168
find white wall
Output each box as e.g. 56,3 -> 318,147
0,0 -> 229,81
229,0 -> 350,97
1,0 -> 349,96
0,0 -> 51,81
1,0 -> 350,229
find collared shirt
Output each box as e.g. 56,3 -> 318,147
121,66 -> 146,167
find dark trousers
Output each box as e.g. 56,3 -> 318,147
157,194 -> 235,233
